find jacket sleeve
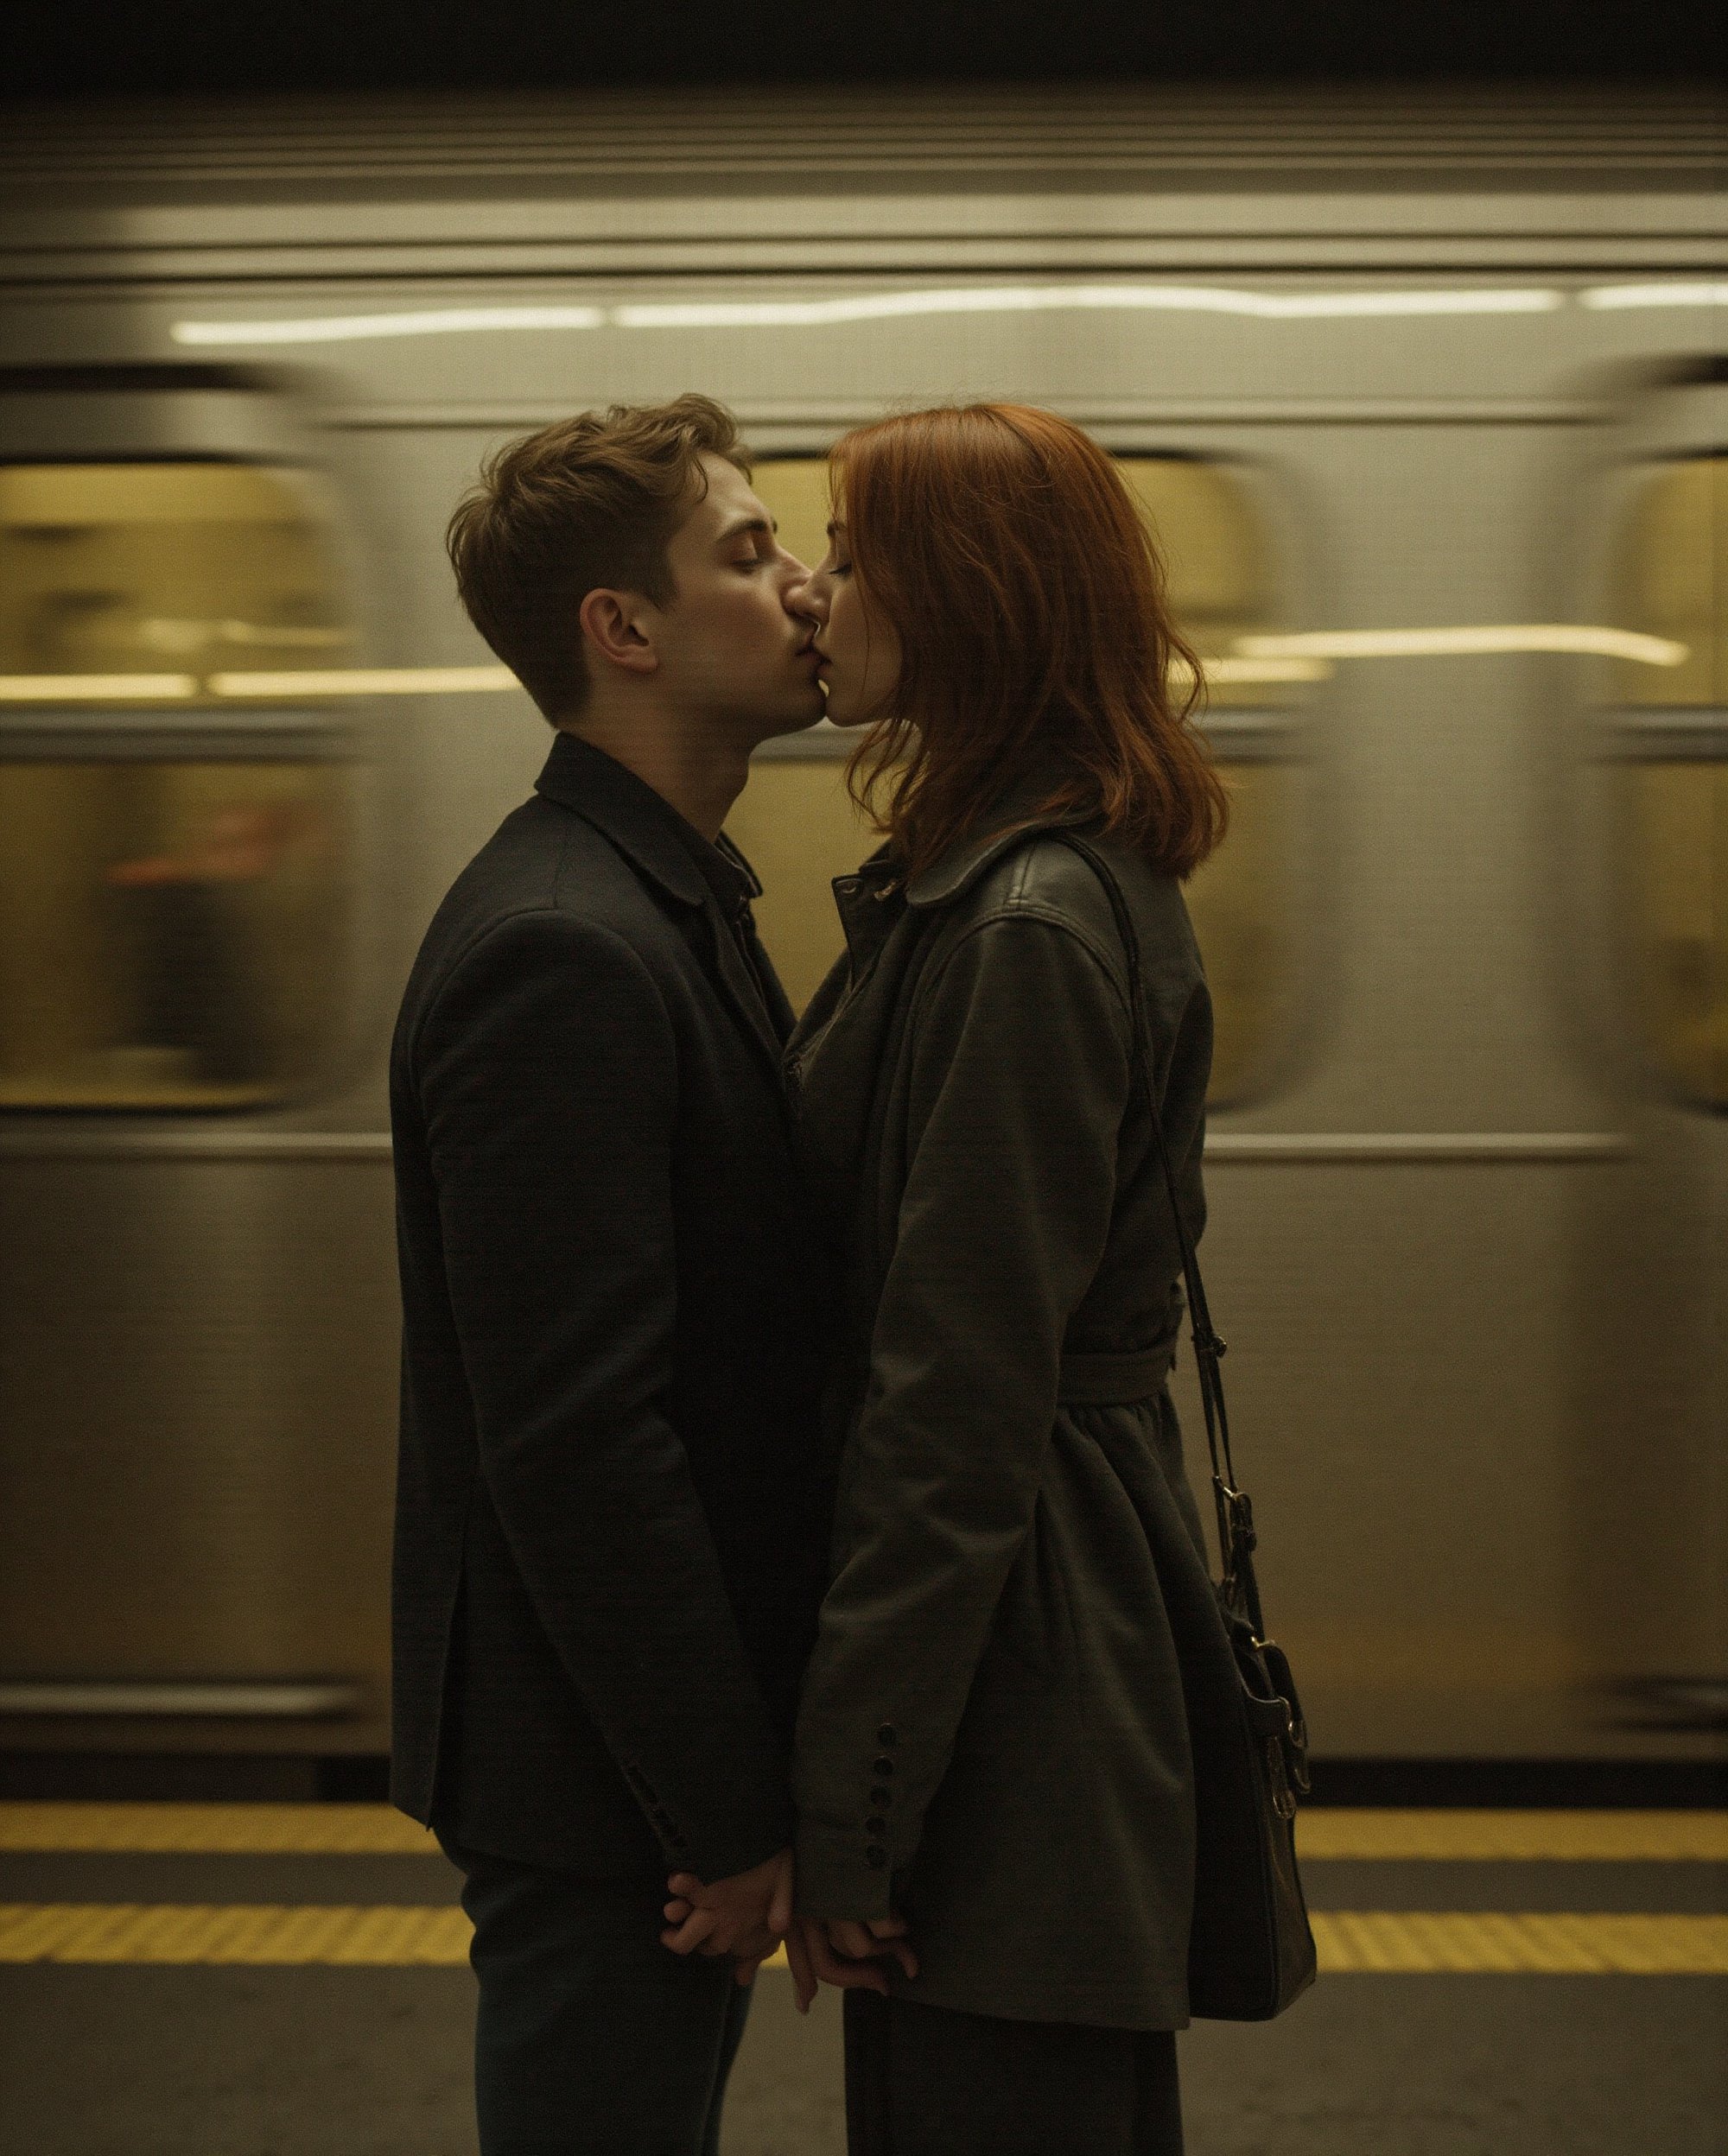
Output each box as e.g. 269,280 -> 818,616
791,910 -> 1133,1919
418,908 -> 791,1884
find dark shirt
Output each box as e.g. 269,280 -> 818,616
669,809 -> 788,1044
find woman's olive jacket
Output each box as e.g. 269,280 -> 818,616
787,789 -> 1217,2032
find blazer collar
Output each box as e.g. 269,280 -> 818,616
533,730 -> 708,909
904,761 -> 1093,910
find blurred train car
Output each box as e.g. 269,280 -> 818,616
0,88 -> 1721,1779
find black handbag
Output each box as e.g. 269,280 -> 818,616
1051,831 -> 1318,2021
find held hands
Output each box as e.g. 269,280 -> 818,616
782,1913 -> 918,2015
656,1847 -> 794,1971
661,1857 -> 917,2012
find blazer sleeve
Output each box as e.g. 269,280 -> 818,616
417,907 -> 791,1884
791,909 -> 1133,1920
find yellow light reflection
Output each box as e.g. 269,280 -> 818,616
0,631 -> 1685,707
1236,626 -> 1687,666
208,668 -> 519,697
0,674 -> 197,701
1187,656 -> 1332,684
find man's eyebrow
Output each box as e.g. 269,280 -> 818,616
715,513 -> 774,544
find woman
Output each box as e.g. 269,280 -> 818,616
673,403 -> 1229,2153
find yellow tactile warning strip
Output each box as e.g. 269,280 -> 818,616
3,1803 -> 1725,1861
0,1804 -> 438,1855
0,1905 -> 1725,1974
1312,1912 -> 1728,1974
0,1904 -> 472,1964
1295,1810 -> 1728,1862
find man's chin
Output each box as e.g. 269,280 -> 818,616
753,703 -> 832,746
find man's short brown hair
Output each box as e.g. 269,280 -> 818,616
446,393 -> 750,724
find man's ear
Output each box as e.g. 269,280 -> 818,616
579,587 -> 660,677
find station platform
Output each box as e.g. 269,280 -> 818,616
2,1804 -> 1724,2153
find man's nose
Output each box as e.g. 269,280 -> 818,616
784,567 -> 824,621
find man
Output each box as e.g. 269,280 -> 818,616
390,395 -> 834,2154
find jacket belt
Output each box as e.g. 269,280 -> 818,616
1055,1344 -> 1178,1406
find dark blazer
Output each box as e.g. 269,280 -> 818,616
787,779 -> 1214,2030
390,731 -> 832,1884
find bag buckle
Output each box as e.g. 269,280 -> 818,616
1221,1485 -> 1256,1554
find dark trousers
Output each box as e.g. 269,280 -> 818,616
440,1835 -> 754,2156
843,1989 -> 1183,2156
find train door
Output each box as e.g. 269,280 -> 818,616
0,365 -> 397,1760
1577,363 -> 1727,1746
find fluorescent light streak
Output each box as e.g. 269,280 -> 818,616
1196,656 -> 1332,684
1580,283 -> 1728,310
169,286 -> 1563,346
210,667 -> 519,695
616,287 -> 1562,327
1236,626 -> 1687,666
138,618 -> 353,652
0,635 -> 1680,708
0,673 -> 195,701
172,308 -> 605,346
0,668 -> 519,701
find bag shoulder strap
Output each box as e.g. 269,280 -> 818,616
1044,828 -> 1269,1639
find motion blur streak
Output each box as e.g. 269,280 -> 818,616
169,287 -> 1568,346
172,307 -> 607,345
1236,627 -> 1688,665
0,632 -> 1682,705
1581,283 -> 1728,309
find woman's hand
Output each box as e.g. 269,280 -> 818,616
782,1913 -> 919,2016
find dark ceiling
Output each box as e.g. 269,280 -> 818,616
4,0 -> 1723,98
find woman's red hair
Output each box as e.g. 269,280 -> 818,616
834,403 -> 1229,882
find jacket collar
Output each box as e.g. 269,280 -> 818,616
903,760 -> 1092,909
533,729 -> 708,909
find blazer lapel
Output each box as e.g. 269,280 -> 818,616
535,732 -> 790,1079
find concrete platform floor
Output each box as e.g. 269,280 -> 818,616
0,1810 -> 1723,2155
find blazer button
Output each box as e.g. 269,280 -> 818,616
866,1845 -> 887,1868
872,1756 -> 894,1778
866,1816 -> 886,1836
876,1723 -> 898,1747
869,1786 -> 891,1808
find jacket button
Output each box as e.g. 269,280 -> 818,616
872,1756 -> 894,1778
876,1723 -> 898,1747
869,1786 -> 891,1808
866,1845 -> 887,1868
866,1816 -> 886,1836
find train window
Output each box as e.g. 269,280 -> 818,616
1114,459 -> 1281,713
733,453 -> 1302,1103
0,762 -> 351,1110
1117,460 -> 1301,1105
0,460 -> 358,1110
0,461 -> 353,696
1606,453 -> 1727,1109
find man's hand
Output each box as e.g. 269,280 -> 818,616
658,1848 -> 793,1963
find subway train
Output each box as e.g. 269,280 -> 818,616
0,86 -> 1721,1780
